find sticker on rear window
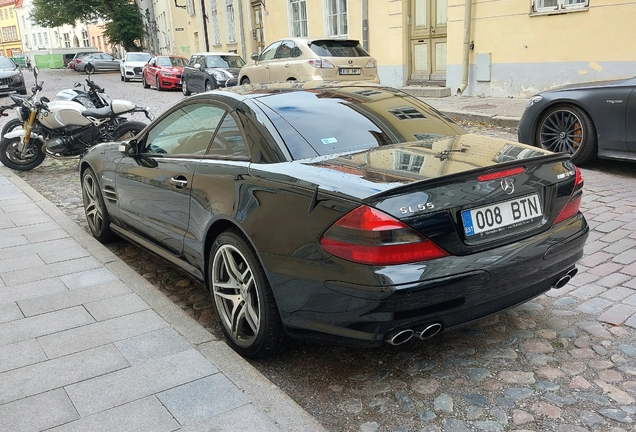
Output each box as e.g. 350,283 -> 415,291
321,137 -> 338,145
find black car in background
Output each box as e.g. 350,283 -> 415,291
181,52 -> 245,96
0,56 -> 26,95
518,76 -> 636,165
80,82 -> 588,358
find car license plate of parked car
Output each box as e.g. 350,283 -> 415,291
0,85 -> 8,89
461,194 -> 542,236
339,68 -> 361,75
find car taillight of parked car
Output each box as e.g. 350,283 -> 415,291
365,59 -> 377,68
553,166 -> 583,225
307,59 -> 335,69
320,205 -> 449,265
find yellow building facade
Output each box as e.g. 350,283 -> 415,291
0,0 -> 21,57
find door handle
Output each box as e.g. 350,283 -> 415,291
284,63 -> 290,68
170,176 -> 188,189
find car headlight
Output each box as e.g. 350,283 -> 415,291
211,70 -> 229,81
526,95 -> 543,108
160,71 -> 174,78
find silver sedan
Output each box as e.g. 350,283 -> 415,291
75,53 -> 121,73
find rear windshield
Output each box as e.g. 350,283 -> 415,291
127,53 -> 152,62
205,55 -> 246,68
157,57 -> 188,67
309,40 -> 370,57
257,87 -> 464,159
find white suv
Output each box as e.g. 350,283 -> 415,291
120,52 -> 152,82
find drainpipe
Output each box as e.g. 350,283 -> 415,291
457,0 -> 472,95
237,0 -> 246,59
362,0 -> 368,52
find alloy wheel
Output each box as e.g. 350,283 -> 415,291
212,244 -> 261,348
82,172 -> 105,237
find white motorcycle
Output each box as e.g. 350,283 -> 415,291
0,67 -> 153,171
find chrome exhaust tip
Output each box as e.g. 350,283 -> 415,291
567,267 -> 578,278
414,323 -> 443,340
384,329 -> 415,345
552,274 -> 571,289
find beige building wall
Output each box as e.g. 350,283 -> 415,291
447,0 -> 636,97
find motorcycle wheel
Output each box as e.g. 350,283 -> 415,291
1,118 -> 23,139
113,121 -> 147,140
0,137 -> 46,171
82,168 -> 114,243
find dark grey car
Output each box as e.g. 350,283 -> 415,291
0,56 -> 26,95
181,52 -> 245,96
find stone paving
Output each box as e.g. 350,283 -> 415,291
1,69 -> 636,432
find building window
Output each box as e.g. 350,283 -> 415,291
388,106 -> 426,121
63,33 -> 71,47
43,32 -> 49,46
1,26 -> 18,41
289,0 -> 307,37
32,34 -> 37,47
226,0 -> 236,43
211,0 -> 221,45
532,0 -> 589,13
394,151 -> 425,173
186,0 -> 196,16
82,30 -> 89,47
325,0 -> 347,37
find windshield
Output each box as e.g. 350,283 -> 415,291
157,57 -> 188,67
205,55 -> 246,68
0,56 -> 16,68
128,53 -> 152,62
309,40 -> 370,57
257,87 -> 464,159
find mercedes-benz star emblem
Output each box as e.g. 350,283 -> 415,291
348,60 -> 353,64
501,178 -> 515,195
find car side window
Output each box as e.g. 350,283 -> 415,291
187,56 -> 197,66
259,41 -> 282,62
208,113 -> 248,158
275,41 -> 296,59
104,54 -> 115,61
142,103 -> 226,156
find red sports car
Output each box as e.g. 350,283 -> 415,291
142,55 -> 188,91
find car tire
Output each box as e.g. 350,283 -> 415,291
85,64 -> 95,74
240,77 -> 250,85
124,74 -> 130,83
182,80 -> 191,96
205,81 -> 214,92
536,104 -> 597,165
1,118 -> 22,138
209,229 -> 287,358
156,75 -> 163,91
120,73 -> 124,82
82,167 -> 114,243
142,75 -> 150,89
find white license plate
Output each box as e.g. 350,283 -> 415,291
0,85 -> 8,89
178,80 -> 182,85
461,194 -> 542,236
339,68 -> 361,75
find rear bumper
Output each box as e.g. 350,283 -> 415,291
264,214 -> 588,347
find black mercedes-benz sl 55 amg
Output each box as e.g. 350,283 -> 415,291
80,81 -> 588,358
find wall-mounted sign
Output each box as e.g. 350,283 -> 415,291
175,28 -> 185,31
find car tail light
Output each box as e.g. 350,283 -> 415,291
76,59 -> 82,63
307,58 -> 335,69
553,167 -> 584,225
365,59 -> 377,68
320,205 -> 449,265
477,167 -> 525,181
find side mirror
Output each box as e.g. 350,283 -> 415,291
33,66 -> 39,77
251,53 -> 259,62
118,140 -> 138,156
194,63 -> 202,70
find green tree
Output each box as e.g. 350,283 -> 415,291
31,0 -> 146,52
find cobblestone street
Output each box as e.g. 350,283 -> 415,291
2,69 -> 636,432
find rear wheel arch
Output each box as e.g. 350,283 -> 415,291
202,219 -> 264,288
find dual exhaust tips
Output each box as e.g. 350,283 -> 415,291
384,323 -> 443,345
385,266 -> 579,346
553,267 -> 579,289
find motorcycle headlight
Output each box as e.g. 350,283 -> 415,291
526,95 -> 543,108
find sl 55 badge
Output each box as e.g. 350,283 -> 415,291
399,203 -> 435,214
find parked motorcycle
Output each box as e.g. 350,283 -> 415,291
0,67 -> 152,171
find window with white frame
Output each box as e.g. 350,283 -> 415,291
211,0 -> 221,45
532,0 -> 589,13
325,0 -> 347,37
186,0 -> 196,16
43,32 -> 48,46
63,33 -> 70,47
226,0 -> 236,43
289,0 -> 307,38
82,30 -> 89,47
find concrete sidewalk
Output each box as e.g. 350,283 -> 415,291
0,165 -> 325,432
418,95 -> 527,129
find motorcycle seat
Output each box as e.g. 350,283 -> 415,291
82,106 -> 113,119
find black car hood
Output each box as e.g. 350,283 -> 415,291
251,134 -> 555,200
544,76 -> 636,93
